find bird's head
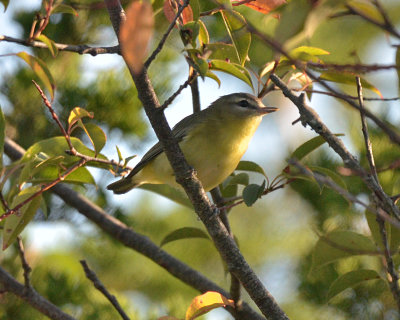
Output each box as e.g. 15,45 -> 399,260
211,93 -> 278,118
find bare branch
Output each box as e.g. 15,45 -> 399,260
145,0 -> 190,68
4,137 -> 267,320
0,266 -> 76,320
80,260 -> 130,320
0,35 -> 120,56
16,237 -> 32,290
270,73 -> 400,221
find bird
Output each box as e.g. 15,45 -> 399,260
107,93 -> 278,194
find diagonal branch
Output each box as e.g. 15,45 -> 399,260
4,137 -> 266,320
270,73 -> 400,221
0,266 -> 76,320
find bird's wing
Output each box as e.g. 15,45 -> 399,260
126,112 -> 205,178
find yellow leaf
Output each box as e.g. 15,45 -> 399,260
185,291 -> 234,320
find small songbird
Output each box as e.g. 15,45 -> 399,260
107,93 -> 277,194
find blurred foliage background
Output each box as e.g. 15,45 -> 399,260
1,0 -> 400,319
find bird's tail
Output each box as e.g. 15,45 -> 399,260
107,177 -> 141,194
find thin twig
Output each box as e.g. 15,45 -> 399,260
16,237 -> 32,290
144,0 -> 190,68
80,260 -> 130,320
160,72 -> 197,110
288,159 -> 400,230
356,77 -> 400,311
270,73 -> 400,220
0,35 -> 120,56
32,80 -> 74,150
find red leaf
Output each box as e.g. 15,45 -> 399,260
120,2 -> 154,74
163,0 -> 193,25
234,0 -> 286,14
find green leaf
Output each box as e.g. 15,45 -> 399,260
347,0 -> 384,25
327,269 -> 381,301
160,227 -> 209,247
291,134 -> 344,160
16,52 -> 55,100
221,10 -> 251,66
365,210 -> 400,253
20,136 -> 109,169
235,160 -> 267,177
190,0 -> 200,21
36,34 -> 58,57
242,181 -> 266,207
3,186 -> 43,249
311,230 -> 378,271
320,72 -> 382,98
116,145 -> 123,162
209,60 -> 253,89
187,50 -> 209,78
139,184 -> 193,208
30,166 -> 95,185
205,70 -> 221,87
0,0 -> 9,12
181,21 -> 200,47
51,3 -> 78,16
68,107 -> 94,130
308,166 -> 347,191
286,45 -> 330,63
206,43 -> 239,64
227,172 -> 249,186
81,123 -> 107,156
274,0 -> 312,45
198,20 -> 209,45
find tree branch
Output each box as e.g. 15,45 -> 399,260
3,137 -> 266,320
0,35 -> 120,56
0,266 -> 76,320
270,74 -> 400,221
104,1 -> 289,318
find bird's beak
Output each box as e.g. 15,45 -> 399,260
258,106 -> 279,115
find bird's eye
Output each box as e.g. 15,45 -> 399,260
238,99 -> 250,108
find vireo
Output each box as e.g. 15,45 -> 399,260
107,93 -> 277,194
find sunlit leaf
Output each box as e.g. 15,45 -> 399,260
3,186 -> 43,250
242,181 -> 266,207
198,20 -> 209,45
236,160 -> 267,177
51,3 -> 79,16
68,107 -> 94,131
221,10 -> 251,66
160,227 -> 209,247
21,136 -> 109,169
16,52 -> 55,100
286,45 -> 330,63
347,0 -> 384,25
36,34 -> 59,57
311,231 -> 378,271
185,291 -> 234,320
120,1 -> 154,73
320,71 -> 382,98
209,60 -> 253,88
80,123 -> 107,156
205,70 -> 221,87
291,134 -> 344,160
139,184 -> 192,208
190,0 -> 200,21
327,269 -> 382,301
